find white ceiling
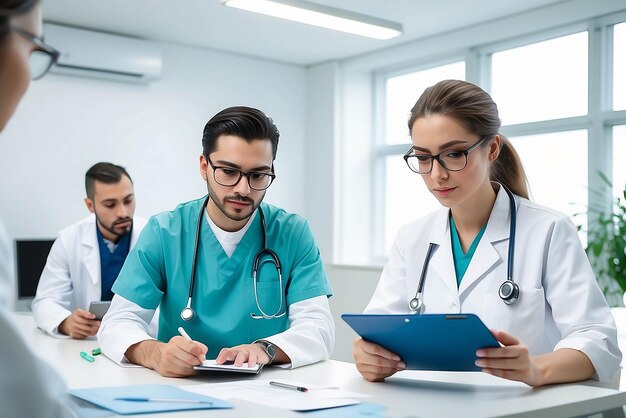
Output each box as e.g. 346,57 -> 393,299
42,0 -> 568,66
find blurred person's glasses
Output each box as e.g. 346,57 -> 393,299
11,25 -> 60,80
206,156 -> 276,191
403,136 -> 489,174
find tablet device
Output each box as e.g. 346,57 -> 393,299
342,313 -> 500,371
193,360 -> 263,374
89,301 -> 111,320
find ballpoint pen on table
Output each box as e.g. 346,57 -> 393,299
114,397 -> 213,404
269,381 -> 308,392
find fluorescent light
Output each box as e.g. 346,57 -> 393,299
223,0 -> 402,40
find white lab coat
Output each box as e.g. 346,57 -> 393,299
366,186 -> 622,382
32,214 -> 147,336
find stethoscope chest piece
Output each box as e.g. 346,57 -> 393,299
498,280 -> 519,305
409,297 -> 423,312
181,297 -> 195,321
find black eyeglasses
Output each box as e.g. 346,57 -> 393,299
10,25 -> 60,80
206,156 -> 276,191
403,136 -> 489,174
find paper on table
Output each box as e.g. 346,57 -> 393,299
182,379 -> 368,411
193,359 -> 262,374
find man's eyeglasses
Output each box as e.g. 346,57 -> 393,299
403,136 -> 489,174
11,25 -> 60,80
206,156 -> 276,191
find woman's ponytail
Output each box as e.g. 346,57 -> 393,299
491,135 -> 529,199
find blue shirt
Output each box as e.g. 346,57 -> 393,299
450,216 -> 487,287
96,226 -> 131,301
112,197 -> 333,357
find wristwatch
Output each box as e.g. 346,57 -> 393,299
254,340 -> 276,364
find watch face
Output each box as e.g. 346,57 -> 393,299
266,344 -> 275,358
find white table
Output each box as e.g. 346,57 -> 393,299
13,313 -> 626,418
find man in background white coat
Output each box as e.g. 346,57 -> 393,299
33,162 -> 147,338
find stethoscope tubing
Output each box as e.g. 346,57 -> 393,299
181,196 -> 285,321
409,184 -> 518,312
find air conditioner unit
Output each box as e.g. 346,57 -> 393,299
44,23 -> 162,83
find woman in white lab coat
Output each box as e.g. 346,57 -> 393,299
0,1 -> 72,416
353,80 -> 621,386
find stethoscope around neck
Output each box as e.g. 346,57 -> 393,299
409,184 -> 519,313
180,196 -> 286,321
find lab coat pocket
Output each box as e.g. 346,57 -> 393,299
481,287 -> 546,340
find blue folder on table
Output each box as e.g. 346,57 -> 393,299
342,313 -> 500,371
68,384 -> 233,415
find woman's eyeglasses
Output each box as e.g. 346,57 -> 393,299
404,136 -> 489,174
11,25 -> 60,80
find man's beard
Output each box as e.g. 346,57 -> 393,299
95,212 -> 133,241
205,179 -> 263,222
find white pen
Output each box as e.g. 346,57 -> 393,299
178,326 -> 192,341
178,326 -> 205,363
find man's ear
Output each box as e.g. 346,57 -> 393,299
84,197 -> 95,213
200,154 -> 208,180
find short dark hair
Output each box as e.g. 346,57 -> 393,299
202,106 -> 280,160
0,0 -> 38,39
85,162 -> 133,200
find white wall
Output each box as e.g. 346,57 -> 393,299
0,41 -> 307,241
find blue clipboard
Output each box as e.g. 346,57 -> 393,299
342,313 -> 500,371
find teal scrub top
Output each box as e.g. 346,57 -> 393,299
112,196 -> 333,358
450,216 -> 487,287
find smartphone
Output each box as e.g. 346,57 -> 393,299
89,301 -> 111,320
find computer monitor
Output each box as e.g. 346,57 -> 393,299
15,239 -> 55,299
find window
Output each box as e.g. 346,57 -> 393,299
378,61 -> 465,255
614,23 -> 626,111
384,62 -> 466,145
509,130 -> 588,221
491,32 -> 588,125
383,155 -> 440,252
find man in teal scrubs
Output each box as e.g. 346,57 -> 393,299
98,106 -> 334,377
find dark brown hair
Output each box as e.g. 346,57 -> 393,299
0,0 -> 38,39
408,79 -> 529,199
85,162 -> 132,200
202,106 -> 279,161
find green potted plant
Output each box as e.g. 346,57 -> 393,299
583,175 -> 626,307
